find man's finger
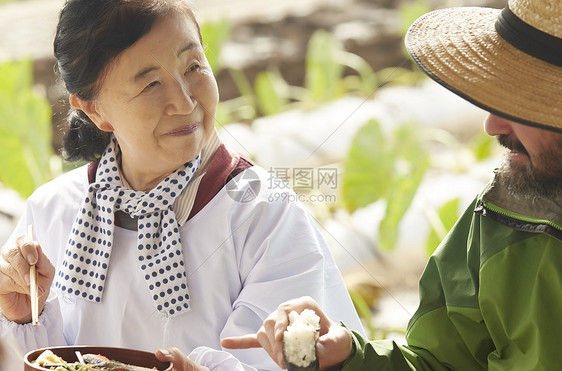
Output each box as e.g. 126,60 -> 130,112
221,334 -> 261,349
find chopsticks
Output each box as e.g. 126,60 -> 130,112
75,350 -> 86,364
28,225 -> 39,327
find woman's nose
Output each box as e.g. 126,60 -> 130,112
483,113 -> 515,136
165,79 -> 196,115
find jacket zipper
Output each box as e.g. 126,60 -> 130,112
478,201 -> 562,232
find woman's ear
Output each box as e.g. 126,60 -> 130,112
69,94 -> 114,132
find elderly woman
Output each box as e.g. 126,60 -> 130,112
0,0 -> 362,370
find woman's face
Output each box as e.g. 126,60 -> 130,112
78,11 -> 218,191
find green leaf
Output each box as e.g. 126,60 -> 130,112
425,198 -> 460,256
254,70 -> 286,116
305,30 -> 345,102
335,50 -> 378,96
348,289 -> 376,340
200,18 -> 231,74
379,162 -> 428,250
0,60 -> 53,197
398,0 -> 432,36
343,120 -> 429,250
229,68 -> 256,109
214,101 -> 231,128
342,119 -> 394,212
469,130 -> 495,161
378,128 -> 429,250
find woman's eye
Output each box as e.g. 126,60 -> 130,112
188,63 -> 201,72
143,81 -> 159,91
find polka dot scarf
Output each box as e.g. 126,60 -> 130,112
54,138 -> 201,318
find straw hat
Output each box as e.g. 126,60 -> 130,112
405,0 -> 562,133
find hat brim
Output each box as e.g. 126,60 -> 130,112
405,7 -> 562,133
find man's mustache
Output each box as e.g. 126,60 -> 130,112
498,134 -> 528,156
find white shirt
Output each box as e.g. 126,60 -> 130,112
0,164 -> 363,370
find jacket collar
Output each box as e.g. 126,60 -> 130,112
481,171 -> 562,224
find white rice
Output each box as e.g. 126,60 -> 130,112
283,309 -> 320,367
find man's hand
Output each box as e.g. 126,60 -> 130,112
221,296 -> 353,370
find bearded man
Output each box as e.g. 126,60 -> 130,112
221,0 -> 562,369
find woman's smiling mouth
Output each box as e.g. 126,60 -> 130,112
165,122 -> 200,136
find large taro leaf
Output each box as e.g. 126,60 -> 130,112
343,119 -> 429,250
342,119 -> 394,212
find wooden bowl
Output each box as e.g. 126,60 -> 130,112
24,345 -> 172,370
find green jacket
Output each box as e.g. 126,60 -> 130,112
342,174 -> 562,370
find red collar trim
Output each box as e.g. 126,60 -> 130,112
188,144 -> 253,220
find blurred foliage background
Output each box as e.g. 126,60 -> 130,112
0,60 -> 55,198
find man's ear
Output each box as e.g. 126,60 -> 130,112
69,94 -> 114,132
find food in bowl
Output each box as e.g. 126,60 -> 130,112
24,346 -> 171,371
32,349 -> 156,370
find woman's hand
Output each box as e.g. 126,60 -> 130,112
0,235 -> 55,324
221,296 -> 353,370
156,348 -> 211,371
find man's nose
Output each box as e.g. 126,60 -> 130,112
484,113 -> 515,136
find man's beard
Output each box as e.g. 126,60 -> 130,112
495,135 -> 562,200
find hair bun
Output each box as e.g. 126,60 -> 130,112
62,108 -> 110,162
68,109 -> 86,129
